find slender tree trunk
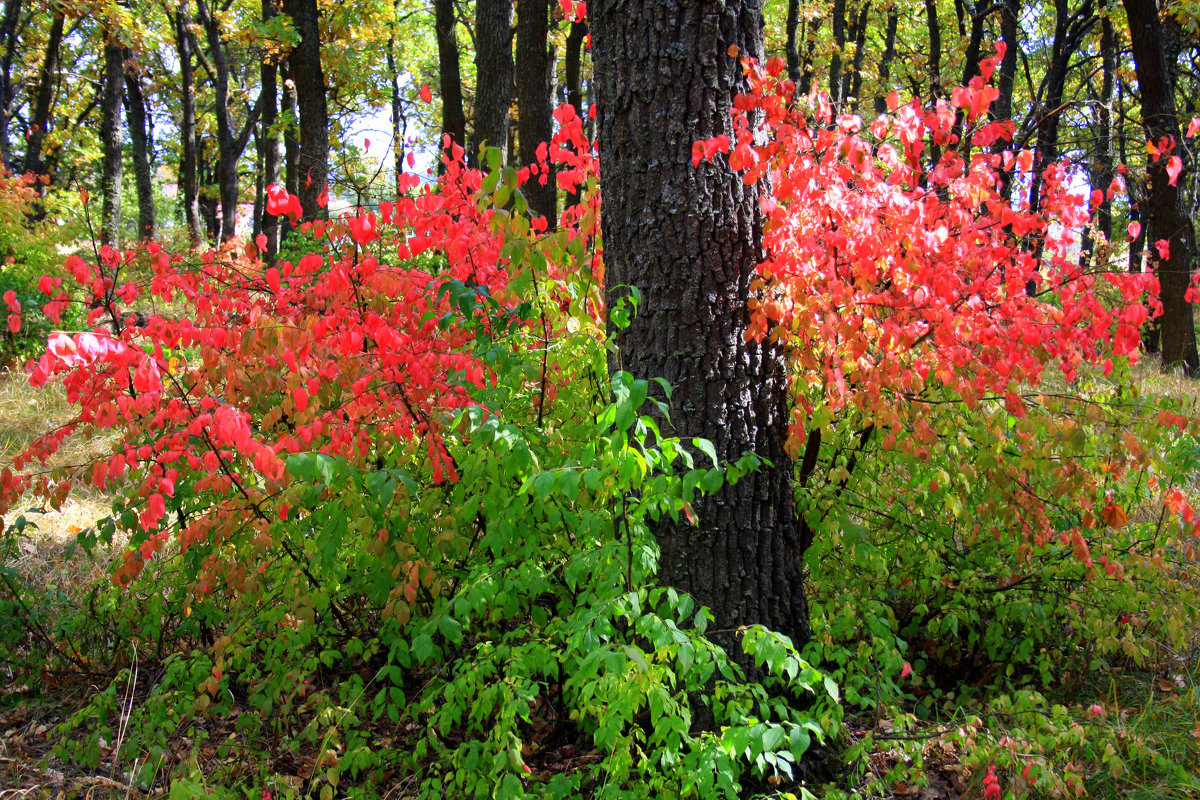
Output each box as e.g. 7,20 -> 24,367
0,0 -> 21,169
925,0 -> 943,98
960,1 -> 987,84
873,9 -> 898,114
799,16 -> 821,96
198,0 -> 242,240
516,0 -> 555,225
1093,0 -> 1117,243
592,0 -> 809,658
99,31 -> 124,248
471,0 -> 514,167
386,0 -> 411,181
847,2 -> 870,111
260,0 -> 279,261
25,11 -> 63,218
993,0 -> 1020,125
282,0 -> 329,220
1123,0 -> 1198,372
565,19 -> 586,114
434,0 -> 466,161
123,53 -> 156,240
785,0 -> 801,87
281,58 -> 300,200
829,0 -> 846,107
174,0 -> 202,243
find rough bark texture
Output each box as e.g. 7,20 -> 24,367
282,0 -> 329,221
516,0 -> 555,225
591,0 -> 810,655
785,0 -> 800,87
123,54 -> 156,240
470,0 -> 513,167
434,0 -> 466,159
1123,0 -> 1199,373
99,32 -> 124,248
174,0 -> 202,243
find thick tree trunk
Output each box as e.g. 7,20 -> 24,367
0,0 -> 21,169
1123,0 -> 1198,373
173,0 -> 202,243
282,0 -> 329,221
592,0 -> 809,656
123,54 -> 156,240
434,0 -> 466,161
99,32 -> 124,248
471,0 -> 513,167
25,11 -> 63,218
515,0 -> 555,225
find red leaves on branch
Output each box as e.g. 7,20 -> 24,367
4,117 -> 602,587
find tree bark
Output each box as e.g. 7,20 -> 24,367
925,0 -> 942,98
282,0 -> 329,221
123,52 -> 156,240
0,0 -> 21,169
515,0 -> 555,225
785,0 -> 801,87
1123,0 -> 1198,372
434,0 -> 466,162
173,0 -> 202,243
873,8 -> 898,114
592,0 -> 810,658
24,10 -> 63,219
564,18 -> 586,114
99,30 -> 124,248
471,0 -> 513,167
260,0 -> 279,261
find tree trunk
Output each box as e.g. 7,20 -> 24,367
260,0 -> 279,261
1123,0 -> 1198,373
25,10 -> 63,219
925,0 -> 942,98
515,0 -> 555,225
873,9 -> 898,114
592,0 -> 809,657
281,58 -> 300,199
847,2 -> 870,111
471,0 -> 513,167
173,0 -> 202,243
993,0 -> 1020,125
123,53 -> 156,240
0,0 -> 21,169
282,0 -> 329,221
828,0 -> 846,108
99,31 -> 124,248
785,0 -> 801,87
434,0 -> 466,161
387,0 -> 405,179
565,18 -> 586,114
